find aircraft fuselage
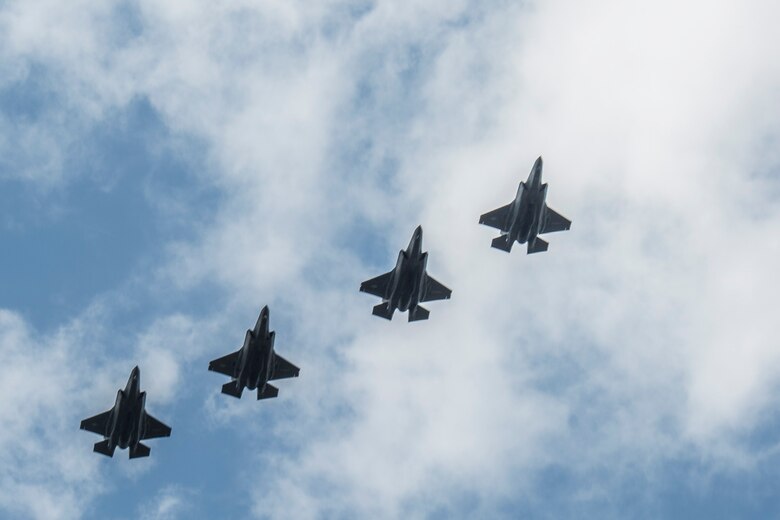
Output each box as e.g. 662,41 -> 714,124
507,157 -> 548,245
235,307 -> 275,393
387,226 -> 428,312
107,367 -> 146,452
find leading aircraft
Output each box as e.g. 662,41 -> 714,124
360,225 -> 452,321
80,366 -> 171,458
479,156 -> 571,253
208,306 -> 300,400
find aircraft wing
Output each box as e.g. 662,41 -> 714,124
479,203 -> 512,230
270,354 -> 300,381
208,350 -> 240,377
142,413 -> 171,440
540,205 -> 571,234
421,274 -> 452,302
80,410 -> 112,436
360,271 -> 393,298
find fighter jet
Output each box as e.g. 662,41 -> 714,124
479,156 -> 571,253
80,366 -> 171,458
360,225 -> 452,321
208,306 -> 299,400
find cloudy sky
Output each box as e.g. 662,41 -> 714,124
1,0 -> 780,518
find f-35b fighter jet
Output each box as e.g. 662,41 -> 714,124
360,225 -> 452,322
80,366 -> 171,458
479,157 -> 571,253
208,306 -> 300,400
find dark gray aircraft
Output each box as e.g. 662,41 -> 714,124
208,306 -> 299,400
479,156 -> 571,253
360,225 -> 451,321
80,366 -> 171,458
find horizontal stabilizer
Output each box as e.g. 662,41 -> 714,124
129,442 -> 150,459
258,384 -> 279,400
528,238 -> 548,254
408,305 -> 430,322
372,303 -> 394,320
93,440 -> 115,458
491,235 -> 513,252
221,381 -> 244,399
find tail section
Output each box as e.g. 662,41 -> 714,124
408,305 -> 430,322
93,440 -> 116,458
258,384 -> 279,400
527,237 -> 549,254
372,303 -> 395,320
491,235 -> 513,252
129,442 -> 151,459
221,381 -> 244,399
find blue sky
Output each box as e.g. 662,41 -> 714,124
1,1 -> 780,519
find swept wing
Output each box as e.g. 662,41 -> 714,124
479,203 -> 512,230
421,274 -> 452,302
360,271 -> 393,298
540,205 -> 571,234
142,413 -> 172,440
80,410 -> 112,436
208,350 -> 240,377
270,354 -> 300,381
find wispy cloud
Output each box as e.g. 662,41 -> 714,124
1,0 -> 779,518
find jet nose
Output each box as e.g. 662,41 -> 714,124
409,225 -> 423,250
528,156 -> 544,185
127,366 -> 141,388
255,305 -> 270,332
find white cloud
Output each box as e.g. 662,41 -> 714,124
0,309 -> 107,519
139,486 -> 192,520
1,0 -> 780,517
0,301 -> 214,518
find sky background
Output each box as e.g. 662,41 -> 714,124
1,1 -> 780,518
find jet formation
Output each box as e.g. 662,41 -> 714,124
208,305 -> 300,399
80,156 -> 570,458
80,366 -> 171,458
479,156 -> 571,254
